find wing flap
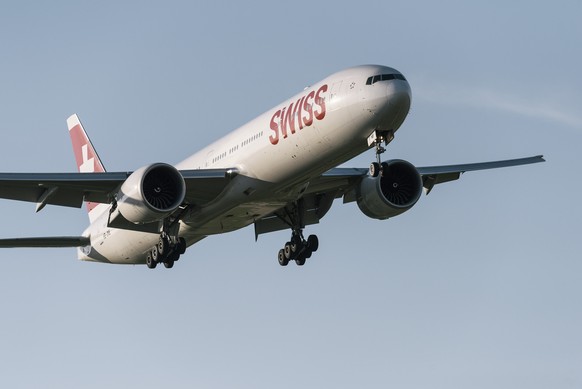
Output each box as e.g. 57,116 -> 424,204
180,168 -> 239,204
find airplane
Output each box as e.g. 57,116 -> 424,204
0,65 -> 544,269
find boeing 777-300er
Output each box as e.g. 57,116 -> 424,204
0,65 -> 544,269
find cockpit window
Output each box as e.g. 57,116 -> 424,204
366,73 -> 407,85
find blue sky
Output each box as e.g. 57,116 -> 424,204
0,1 -> 580,388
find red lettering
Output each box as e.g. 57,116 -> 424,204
297,96 -> 306,130
314,84 -> 328,120
302,91 -> 315,127
280,106 -> 289,139
269,110 -> 281,145
269,84 -> 328,146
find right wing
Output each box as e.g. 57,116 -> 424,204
254,155 -> 545,237
415,155 -> 545,194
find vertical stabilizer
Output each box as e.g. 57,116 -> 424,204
67,114 -> 108,222
67,114 -> 106,173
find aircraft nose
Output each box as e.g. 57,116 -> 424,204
373,76 -> 411,131
362,72 -> 411,114
386,78 -> 411,113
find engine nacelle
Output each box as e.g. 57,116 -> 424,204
116,163 -> 186,224
357,159 -> 423,220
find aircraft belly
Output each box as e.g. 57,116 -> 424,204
181,201 -> 285,235
78,213 -> 159,264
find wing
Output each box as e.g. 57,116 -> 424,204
416,155 -> 545,194
0,168 -> 237,212
316,155 -> 546,197
253,155 -> 545,237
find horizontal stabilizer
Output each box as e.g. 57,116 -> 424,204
0,236 -> 90,248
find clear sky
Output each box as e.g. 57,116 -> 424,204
0,1 -> 580,388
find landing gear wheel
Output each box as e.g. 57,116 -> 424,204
177,238 -> 187,255
381,162 -> 390,177
146,253 -> 157,269
157,237 -> 168,256
370,162 -> 381,177
163,259 -> 174,269
284,242 -> 293,260
307,235 -> 319,252
295,253 -> 306,266
278,249 -> 289,266
151,245 -> 159,262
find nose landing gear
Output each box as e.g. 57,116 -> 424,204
368,130 -> 394,177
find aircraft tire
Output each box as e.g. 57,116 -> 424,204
370,162 -> 381,177
381,162 -> 390,177
295,254 -> 306,266
178,238 -> 187,255
146,253 -> 157,269
278,249 -> 289,266
151,245 -> 159,262
157,237 -> 168,256
307,235 -> 319,252
284,242 -> 293,260
163,259 -> 174,269
168,251 -> 180,262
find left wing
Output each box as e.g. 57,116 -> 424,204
0,168 -> 237,212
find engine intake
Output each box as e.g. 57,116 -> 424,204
357,159 -> 423,220
116,163 -> 186,224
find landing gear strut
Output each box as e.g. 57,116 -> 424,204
369,130 -> 394,177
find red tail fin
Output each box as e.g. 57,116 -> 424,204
67,114 -> 106,173
67,114 -> 107,220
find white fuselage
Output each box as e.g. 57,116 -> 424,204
80,65 -> 412,263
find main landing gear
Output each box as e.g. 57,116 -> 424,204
274,200 -> 320,267
277,231 -> 319,267
145,234 -> 187,269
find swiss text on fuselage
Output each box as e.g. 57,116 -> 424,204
269,84 -> 328,145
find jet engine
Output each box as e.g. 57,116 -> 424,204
357,159 -> 423,220
116,163 -> 186,224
